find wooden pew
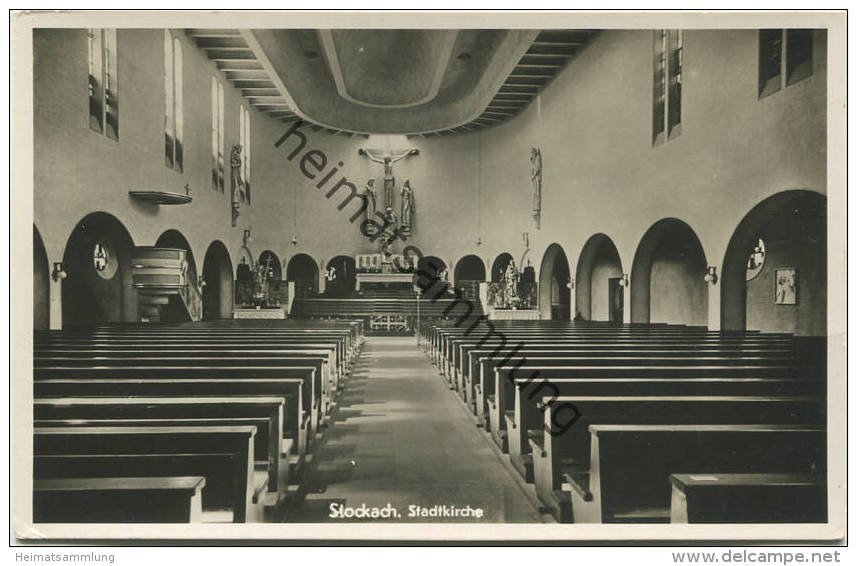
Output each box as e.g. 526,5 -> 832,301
35,453 -> 238,521
575,425 -> 826,523
505,375 -> 819,481
34,356 -> 329,428
37,336 -> 348,387
464,344 -> 798,407
36,324 -> 360,383
532,397 -> 823,522
34,396 -> 287,495
488,361 -> 810,451
34,377 -> 308,460
33,366 -> 317,441
453,336 -> 795,389
35,425 -> 259,522
669,473 -> 826,523
34,476 -> 206,523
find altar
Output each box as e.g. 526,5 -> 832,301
233,307 -> 286,319
355,272 -> 415,291
487,307 -> 540,320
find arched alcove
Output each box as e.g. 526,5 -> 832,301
722,190 -> 826,336
33,225 -> 50,330
258,250 -> 283,281
325,255 -> 357,297
631,218 -> 708,326
575,233 -> 623,322
61,212 -> 137,327
287,254 -> 319,298
453,254 -> 486,299
202,240 -> 234,320
491,252 -> 514,283
415,255 -> 447,295
155,229 -> 198,284
538,243 -> 571,320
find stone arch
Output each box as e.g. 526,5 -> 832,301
454,254 -> 486,285
33,225 -> 50,329
155,229 -> 198,284
202,240 -> 234,320
325,255 -> 357,297
538,243 -> 571,320
721,190 -> 826,335
61,212 -> 137,326
258,250 -> 283,281
631,218 -> 708,326
575,233 -> 623,322
491,252 -> 514,283
287,253 -> 319,298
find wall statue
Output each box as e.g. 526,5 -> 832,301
530,147 -> 542,229
400,180 -> 415,235
231,144 -> 244,227
363,179 -> 378,233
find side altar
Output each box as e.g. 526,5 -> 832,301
481,257 -> 540,320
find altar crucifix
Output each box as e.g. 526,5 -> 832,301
358,147 -> 420,212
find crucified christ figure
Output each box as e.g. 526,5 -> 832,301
358,148 -> 419,211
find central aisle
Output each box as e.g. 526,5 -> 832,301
288,336 -> 548,523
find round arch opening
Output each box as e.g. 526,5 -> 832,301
155,229 -> 198,284
287,254 -> 319,298
721,190 -> 826,336
34,225 -> 50,330
415,255 -> 448,296
631,218 -> 708,326
258,250 -> 283,282
202,240 -> 234,320
61,212 -> 137,327
538,243 -> 571,320
491,253 -> 514,283
454,254 -> 486,298
575,233 -> 623,322
325,255 -> 357,297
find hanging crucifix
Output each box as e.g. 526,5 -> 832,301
358,148 -> 420,213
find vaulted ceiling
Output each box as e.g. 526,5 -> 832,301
186,29 -> 599,137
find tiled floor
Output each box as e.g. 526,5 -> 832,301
287,336 -> 549,523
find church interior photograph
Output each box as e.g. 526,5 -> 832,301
12,10 -> 846,542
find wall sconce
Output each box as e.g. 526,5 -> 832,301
197,275 -> 206,289
51,262 -> 67,281
291,236 -> 298,246
475,237 -> 482,247
618,273 -> 629,287
704,266 -> 719,285
243,227 -> 253,246
567,278 -> 574,289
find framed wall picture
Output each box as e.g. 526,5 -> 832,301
774,268 -> 798,305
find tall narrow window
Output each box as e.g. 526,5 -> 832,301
173,38 -> 183,172
211,78 -> 219,190
217,82 -> 225,191
759,29 -> 814,98
786,29 -> 814,85
88,28 -> 118,139
653,29 -> 682,145
243,107 -> 251,205
652,30 -> 667,144
238,105 -> 252,205
758,29 -> 783,98
164,31 -> 174,168
164,31 -> 183,171
239,105 -> 245,188
88,29 -> 104,134
668,30 -> 682,135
